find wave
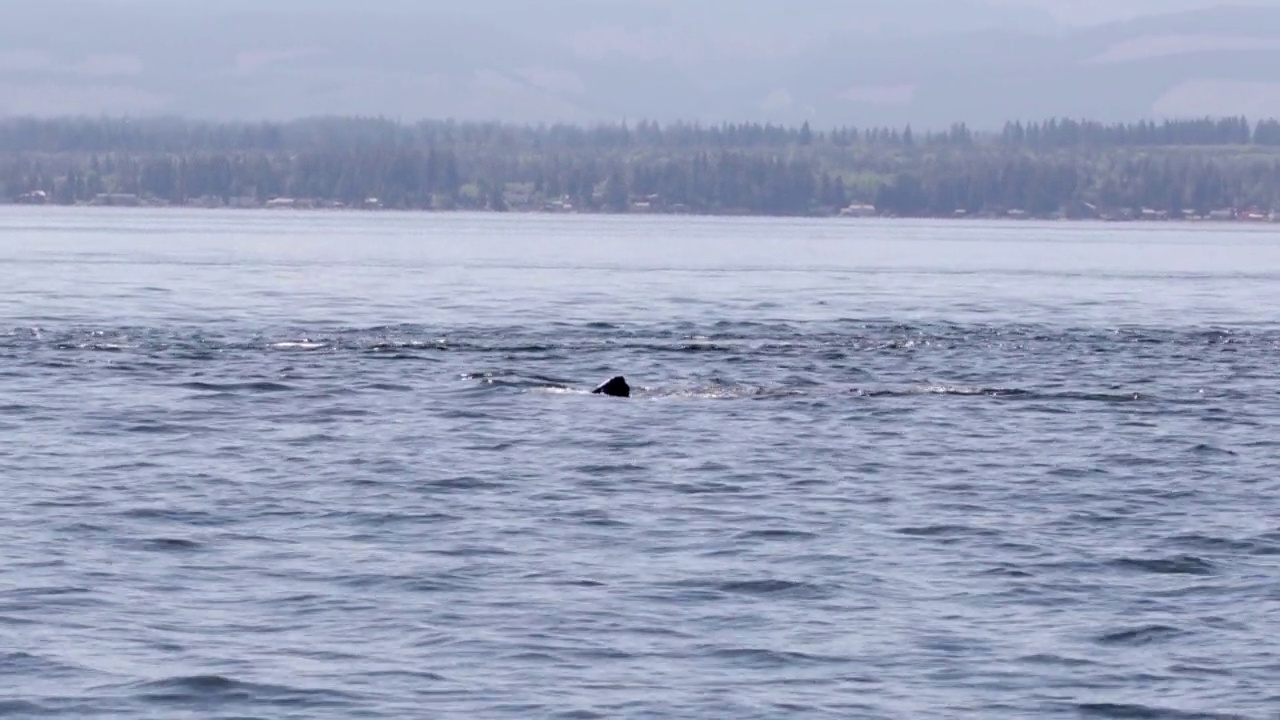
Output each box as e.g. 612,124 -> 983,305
1095,624 -> 1187,646
269,341 -> 330,351
1076,702 -> 1245,719
859,386 -> 1144,402
105,673 -> 363,709
174,381 -> 295,393
497,376 -> 1146,403
6,320 -> 1280,356
705,647 -> 852,668
1109,555 -> 1218,576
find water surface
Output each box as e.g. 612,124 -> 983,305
1,208 -> 1277,718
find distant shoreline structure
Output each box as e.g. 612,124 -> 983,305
4,195 -> 1275,225
5,115 -> 1280,221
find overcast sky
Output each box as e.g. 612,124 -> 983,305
993,0 -> 1277,24
8,0 -> 1280,125
85,0 -> 1279,25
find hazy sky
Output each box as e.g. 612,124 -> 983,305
9,0 -> 1280,126
993,0 -> 1278,24
85,0 -> 1280,23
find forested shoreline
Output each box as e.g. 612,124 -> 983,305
5,115 -> 1280,220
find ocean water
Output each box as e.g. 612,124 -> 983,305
1,207 -> 1278,719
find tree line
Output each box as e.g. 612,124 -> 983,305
998,117 -> 1271,149
4,115 -> 1280,217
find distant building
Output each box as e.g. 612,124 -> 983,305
839,203 -> 877,218
14,190 -> 48,205
502,187 -> 535,208
544,195 -> 574,213
266,197 -> 317,209
91,193 -> 141,207
187,195 -> 225,208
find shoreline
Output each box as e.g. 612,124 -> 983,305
5,201 -> 1280,226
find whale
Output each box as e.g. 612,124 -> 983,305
592,376 -> 631,398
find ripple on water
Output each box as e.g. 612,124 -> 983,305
1075,703 -> 1247,719
703,647 -> 853,669
1109,555 -> 1220,576
1095,625 -> 1189,647
114,674 -> 364,711
174,381 -> 296,393
134,537 -> 206,553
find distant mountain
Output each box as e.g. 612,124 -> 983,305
4,1 -> 1280,127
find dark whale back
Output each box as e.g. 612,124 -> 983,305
592,376 -> 631,398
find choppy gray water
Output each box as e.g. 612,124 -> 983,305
2,208 -> 1279,719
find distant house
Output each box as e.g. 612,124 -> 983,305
839,203 -> 877,218
91,193 -> 141,207
544,195 -> 574,212
266,197 -> 316,209
502,187 -> 535,208
187,195 -> 225,208
14,190 -> 48,205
